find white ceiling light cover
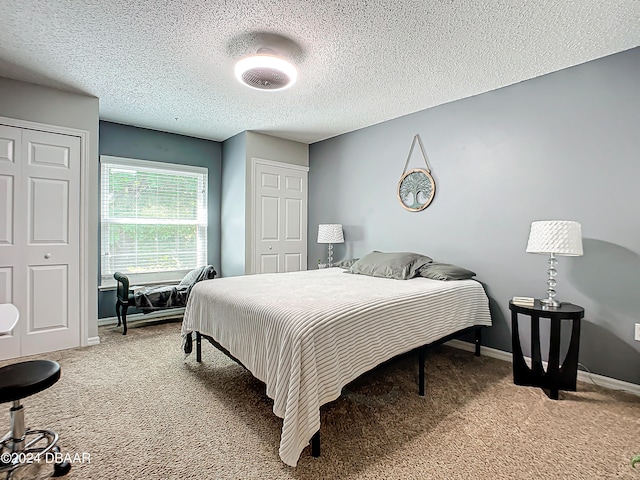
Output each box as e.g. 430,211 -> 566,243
235,53 -> 298,91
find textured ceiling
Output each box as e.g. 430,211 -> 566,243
0,1 -> 638,144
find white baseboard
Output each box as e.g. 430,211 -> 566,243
87,336 -> 100,346
446,339 -> 513,362
98,308 -> 185,327
446,339 -> 640,397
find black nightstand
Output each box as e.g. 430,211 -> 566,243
509,300 -> 584,400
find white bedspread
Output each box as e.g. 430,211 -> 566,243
181,268 -> 491,466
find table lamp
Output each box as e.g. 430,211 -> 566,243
317,224 -> 344,266
526,220 -> 583,308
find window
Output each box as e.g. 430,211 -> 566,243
100,156 -> 208,286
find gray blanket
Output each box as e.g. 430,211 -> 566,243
133,265 -> 216,313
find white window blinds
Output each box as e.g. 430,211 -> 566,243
100,156 -> 208,285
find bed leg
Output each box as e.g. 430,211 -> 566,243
196,331 -> 202,363
474,328 -> 481,357
418,346 -> 426,396
311,431 -> 320,457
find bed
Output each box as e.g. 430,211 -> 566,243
181,266 -> 492,467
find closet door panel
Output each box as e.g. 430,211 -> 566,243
21,129 -> 80,356
0,125 -> 21,360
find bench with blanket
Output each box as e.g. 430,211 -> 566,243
114,265 -> 216,335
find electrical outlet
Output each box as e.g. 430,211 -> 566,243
635,323 -> 640,342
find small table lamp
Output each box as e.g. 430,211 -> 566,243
317,224 -> 344,266
526,220 -> 583,308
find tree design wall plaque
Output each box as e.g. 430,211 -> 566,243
397,135 -> 436,212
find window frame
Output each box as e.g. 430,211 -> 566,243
99,155 -> 208,287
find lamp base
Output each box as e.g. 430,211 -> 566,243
541,253 -> 560,309
326,243 -> 334,267
540,297 -> 561,309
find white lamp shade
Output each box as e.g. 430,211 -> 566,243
526,220 -> 583,256
317,224 -> 344,244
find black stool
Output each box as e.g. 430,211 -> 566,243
0,360 -> 71,478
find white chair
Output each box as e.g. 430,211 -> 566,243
0,303 -> 71,478
0,303 -> 19,336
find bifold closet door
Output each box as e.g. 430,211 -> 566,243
0,124 -> 81,360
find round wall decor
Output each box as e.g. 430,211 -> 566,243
397,168 -> 436,211
397,135 -> 436,212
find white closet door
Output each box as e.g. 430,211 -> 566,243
0,125 -> 21,359
0,125 -> 81,360
20,129 -> 81,356
253,160 -> 308,274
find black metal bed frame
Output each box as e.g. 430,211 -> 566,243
192,324 -> 484,459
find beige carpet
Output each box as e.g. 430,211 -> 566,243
2,320 -> 639,480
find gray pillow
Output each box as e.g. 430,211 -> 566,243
334,258 -> 360,269
418,263 -> 476,281
179,266 -> 204,287
349,251 -> 433,280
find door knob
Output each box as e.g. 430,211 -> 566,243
269,246 -> 272,250
44,253 -> 51,259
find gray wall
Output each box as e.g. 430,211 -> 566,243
308,48 -> 640,385
98,121 -> 222,318
221,132 -> 247,277
0,76 -> 100,339
246,131 -> 309,168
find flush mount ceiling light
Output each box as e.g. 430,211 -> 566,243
235,48 -> 297,91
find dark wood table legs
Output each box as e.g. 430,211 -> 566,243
510,300 -> 584,400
